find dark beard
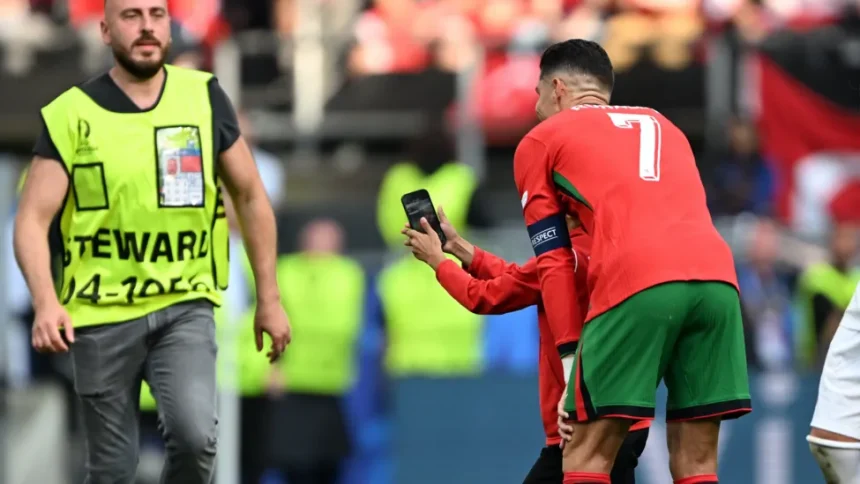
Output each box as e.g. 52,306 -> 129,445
112,44 -> 169,80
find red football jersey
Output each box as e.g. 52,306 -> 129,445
435,233 -> 650,445
514,105 -> 738,329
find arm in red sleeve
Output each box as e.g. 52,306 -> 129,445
467,246 -> 521,280
514,136 -> 581,356
436,258 -> 541,315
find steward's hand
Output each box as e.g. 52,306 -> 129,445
32,302 -> 73,353
254,300 -> 292,363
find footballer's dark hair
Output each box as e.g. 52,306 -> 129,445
539,39 -> 614,93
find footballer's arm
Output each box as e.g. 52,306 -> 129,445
514,136 -> 581,376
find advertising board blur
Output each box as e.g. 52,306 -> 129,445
393,372 -> 824,484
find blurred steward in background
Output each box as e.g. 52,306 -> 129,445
796,223 -> 860,369
266,218 -> 364,484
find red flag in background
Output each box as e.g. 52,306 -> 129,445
755,55 -> 860,224
830,180 -> 860,224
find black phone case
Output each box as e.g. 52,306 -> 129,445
401,190 -> 447,245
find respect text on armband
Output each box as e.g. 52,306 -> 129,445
526,214 -> 570,257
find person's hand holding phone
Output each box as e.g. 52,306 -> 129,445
436,206 -> 476,266
436,206 -> 461,252
402,218 -> 448,270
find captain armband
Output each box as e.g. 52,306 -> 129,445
527,213 -> 571,257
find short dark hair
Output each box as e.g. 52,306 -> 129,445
539,39 -> 614,93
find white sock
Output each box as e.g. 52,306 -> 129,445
808,435 -> 860,484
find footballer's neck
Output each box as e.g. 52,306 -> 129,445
569,92 -> 609,108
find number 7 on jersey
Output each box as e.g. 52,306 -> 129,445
607,113 -> 662,182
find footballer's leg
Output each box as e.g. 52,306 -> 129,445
808,317 -> 860,484
522,446 -> 563,484
611,427 -> 649,484
663,281 -> 751,484
562,285 -> 682,483
808,431 -> 860,484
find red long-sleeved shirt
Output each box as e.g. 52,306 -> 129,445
435,233 -> 649,445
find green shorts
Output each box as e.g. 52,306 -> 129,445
565,281 -> 752,422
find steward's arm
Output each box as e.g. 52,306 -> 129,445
210,79 -> 280,305
15,121 -> 68,310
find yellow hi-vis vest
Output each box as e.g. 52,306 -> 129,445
276,253 -> 365,394
41,65 -> 229,327
379,256 -> 483,376
376,162 -> 477,248
796,263 -> 860,367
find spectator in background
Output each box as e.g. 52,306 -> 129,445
433,10 -> 481,72
0,0 -> 54,75
736,218 -> 793,370
710,117 -> 774,216
349,0 -> 432,75
514,0 -> 565,48
796,223 -> 860,369
553,0 -> 607,43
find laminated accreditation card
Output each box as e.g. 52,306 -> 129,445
156,126 -> 205,208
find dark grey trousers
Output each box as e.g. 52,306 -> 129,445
70,299 -> 218,484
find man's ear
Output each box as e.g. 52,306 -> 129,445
552,77 -> 566,101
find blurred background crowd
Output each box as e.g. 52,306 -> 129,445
2,0 -> 860,482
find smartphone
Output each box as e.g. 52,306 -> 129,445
401,189 -> 447,245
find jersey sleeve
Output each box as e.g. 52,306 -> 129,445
514,136 -> 580,355
436,259 -> 541,314
467,246 -> 519,280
